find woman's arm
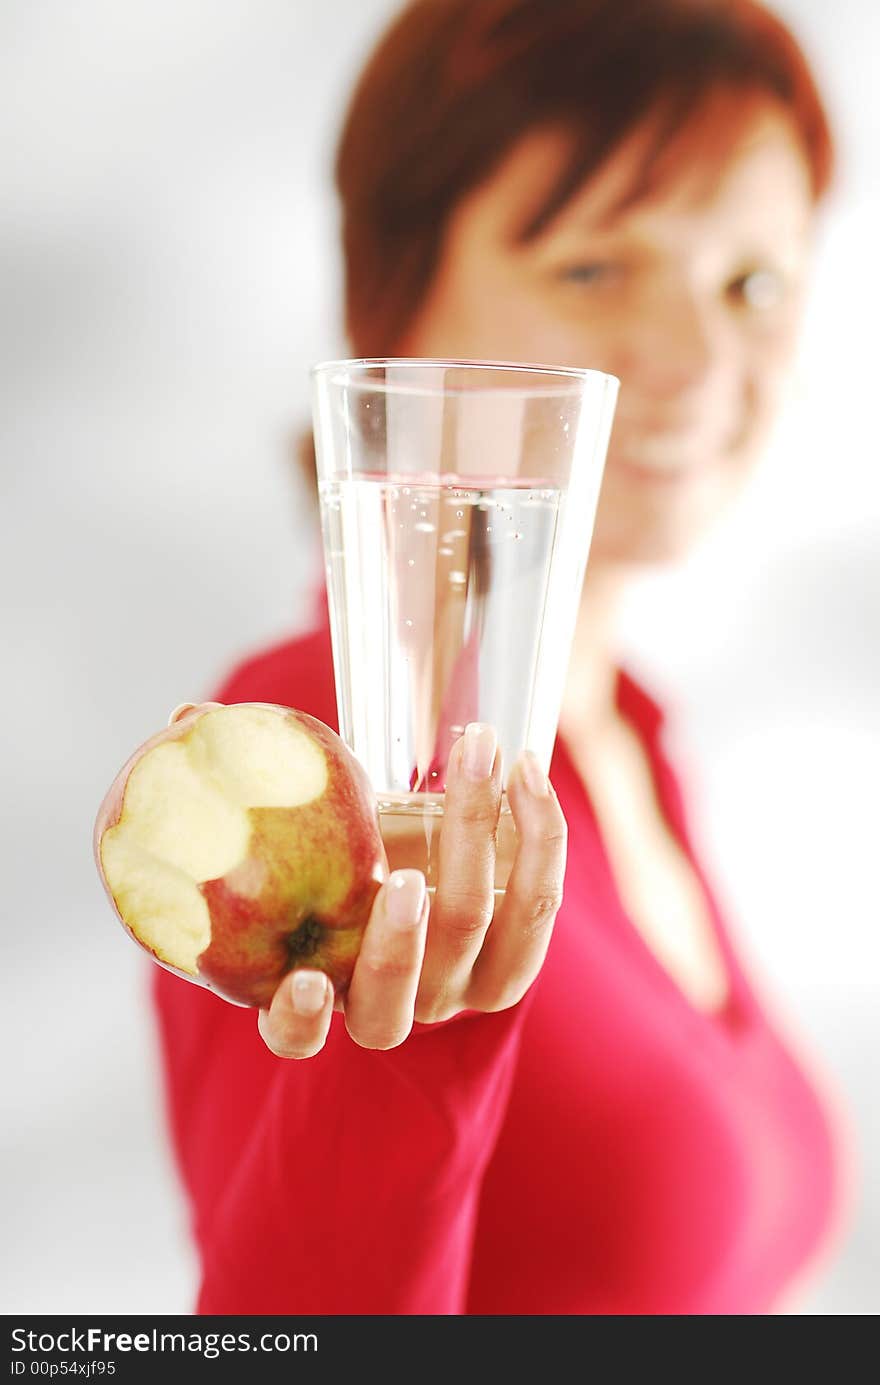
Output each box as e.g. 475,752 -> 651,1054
152,963 -> 535,1313
150,636 -> 563,1312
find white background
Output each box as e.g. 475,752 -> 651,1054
1,0 -> 877,1314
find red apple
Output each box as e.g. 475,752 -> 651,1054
94,701 -> 388,1007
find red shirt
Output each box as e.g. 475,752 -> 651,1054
151,594 -> 849,1314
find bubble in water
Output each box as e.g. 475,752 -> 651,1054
407,558 -> 415,566
414,521 -> 435,533
450,571 -> 466,584
512,531 -> 522,540
405,618 -> 413,627
438,546 -> 453,556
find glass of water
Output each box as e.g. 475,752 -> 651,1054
310,358 -> 619,898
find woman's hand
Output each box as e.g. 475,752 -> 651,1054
257,723 -> 567,1059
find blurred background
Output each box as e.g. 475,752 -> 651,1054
1,0 -> 877,1314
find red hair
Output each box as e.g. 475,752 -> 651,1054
336,0 -> 834,357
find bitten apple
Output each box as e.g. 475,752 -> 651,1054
93,702 -> 388,1007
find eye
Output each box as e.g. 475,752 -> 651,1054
556,261 -> 617,287
727,267 -> 787,310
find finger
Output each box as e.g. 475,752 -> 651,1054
257,968 -> 334,1059
416,722 -> 501,1017
466,750 -> 567,1013
344,869 -> 429,1049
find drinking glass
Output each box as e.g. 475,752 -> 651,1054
310,358 -> 618,897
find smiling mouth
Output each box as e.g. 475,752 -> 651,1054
612,454 -> 714,485
609,424 -> 742,483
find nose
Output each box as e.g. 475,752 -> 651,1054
627,286 -> 726,400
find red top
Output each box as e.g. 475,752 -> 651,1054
150,591 -> 849,1314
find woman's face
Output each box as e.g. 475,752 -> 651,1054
396,95 -> 816,565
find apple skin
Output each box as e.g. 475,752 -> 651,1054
93,702 -> 389,1008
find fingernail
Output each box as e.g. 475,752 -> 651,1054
291,970 -> 328,1016
462,723 -> 497,780
386,869 -> 427,927
520,750 -> 550,797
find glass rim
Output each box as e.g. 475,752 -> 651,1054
310,356 -> 620,397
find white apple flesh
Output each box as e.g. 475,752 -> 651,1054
94,703 -> 389,1007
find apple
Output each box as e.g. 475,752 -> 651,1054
93,701 -> 388,1008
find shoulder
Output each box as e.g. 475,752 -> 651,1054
208,617 -> 338,732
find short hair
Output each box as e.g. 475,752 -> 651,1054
336,0 -> 834,355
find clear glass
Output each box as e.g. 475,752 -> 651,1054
310,358 -> 619,897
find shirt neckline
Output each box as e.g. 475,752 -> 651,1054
553,667 -> 751,1039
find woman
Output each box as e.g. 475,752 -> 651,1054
152,0 -> 850,1313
